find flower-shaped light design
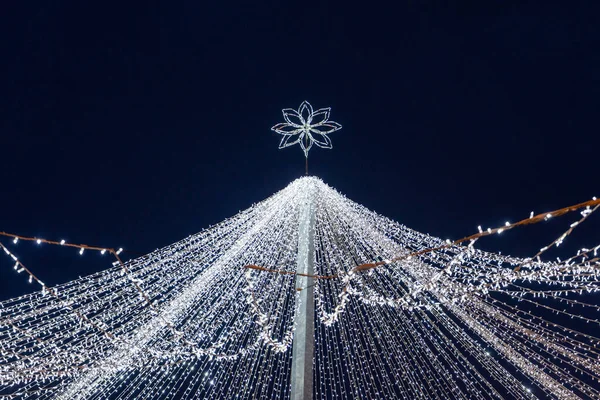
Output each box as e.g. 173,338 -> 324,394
272,101 -> 342,158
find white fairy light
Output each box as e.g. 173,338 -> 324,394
0,177 -> 598,400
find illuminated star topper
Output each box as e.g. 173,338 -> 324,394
271,101 -> 342,158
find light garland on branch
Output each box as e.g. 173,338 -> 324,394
0,177 -> 599,399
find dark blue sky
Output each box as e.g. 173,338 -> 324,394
1,1 -> 598,299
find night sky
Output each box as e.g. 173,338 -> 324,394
1,2 -> 598,300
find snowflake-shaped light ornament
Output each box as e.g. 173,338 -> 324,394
271,101 -> 342,158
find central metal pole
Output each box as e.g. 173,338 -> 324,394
290,179 -> 315,400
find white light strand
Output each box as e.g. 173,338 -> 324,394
0,177 -> 598,400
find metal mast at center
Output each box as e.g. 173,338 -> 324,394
290,179 -> 316,400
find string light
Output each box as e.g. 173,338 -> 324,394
0,177 -> 598,399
